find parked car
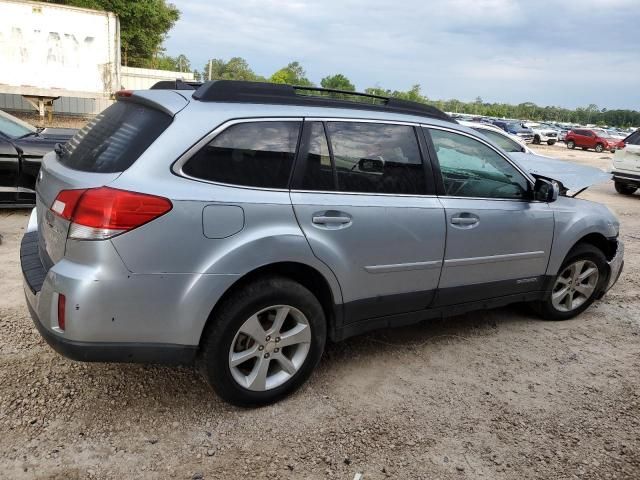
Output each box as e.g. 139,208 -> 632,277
462,121 -> 612,195
492,120 -> 535,143
460,121 -> 532,154
612,129 -> 640,195
0,109 -> 76,207
565,128 -> 625,153
526,123 -> 559,145
22,81 -> 624,406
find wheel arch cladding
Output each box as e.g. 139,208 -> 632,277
198,262 -> 339,347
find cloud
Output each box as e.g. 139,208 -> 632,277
166,0 -> 639,109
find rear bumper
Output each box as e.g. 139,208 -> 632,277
21,230 -> 197,365
25,296 -> 197,365
612,171 -> 640,187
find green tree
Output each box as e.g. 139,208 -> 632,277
45,0 -> 180,68
152,53 -> 191,72
202,57 -> 264,82
320,74 -> 355,91
270,62 -> 314,86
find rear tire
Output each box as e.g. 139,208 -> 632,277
532,244 -> 607,321
614,181 -> 638,195
567,140 -> 575,149
199,276 -> 326,407
595,143 -> 604,153
533,135 -> 541,145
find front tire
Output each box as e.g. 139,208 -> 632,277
199,276 -> 326,407
533,244 -> 607,321
615,181 -> 638,195
547,139 -> 556,146
595,143 -> 604,153
567,140 -> 575,149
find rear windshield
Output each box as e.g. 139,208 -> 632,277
58,101 -> 172,173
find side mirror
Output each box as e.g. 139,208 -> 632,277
358,157 -> 384,173
533,178 -> 559,202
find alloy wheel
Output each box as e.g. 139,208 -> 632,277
228,305 -> 311,391
551,260 -> 599,312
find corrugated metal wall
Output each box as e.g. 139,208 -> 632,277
0,67 -> 194,116
0,93 -> 113,114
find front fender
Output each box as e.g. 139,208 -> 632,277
547,197 -> 618,275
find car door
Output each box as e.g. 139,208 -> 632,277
423,126 -> 554,306
616,130 -> 640,173
290,120 -> 446,324
0,136 -> 19,204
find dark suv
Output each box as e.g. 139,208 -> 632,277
492,120 -> 535,143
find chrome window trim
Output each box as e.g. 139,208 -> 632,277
171,117 -> 303,192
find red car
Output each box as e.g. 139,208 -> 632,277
565,128 -> 625,153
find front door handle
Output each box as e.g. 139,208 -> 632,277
451,213 -> 480,228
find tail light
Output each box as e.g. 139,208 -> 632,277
57,294 -> 66,330
50,187 -> 172,240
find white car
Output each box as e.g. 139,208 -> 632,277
459,121 -> 533,154
526,123 -> 559,146
612,129 -> 640,195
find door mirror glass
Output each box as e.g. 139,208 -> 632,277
534,178 -> 559,202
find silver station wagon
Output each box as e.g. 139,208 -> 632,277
21,81 -> 623,406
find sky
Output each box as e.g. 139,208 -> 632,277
164,0 -> 640,110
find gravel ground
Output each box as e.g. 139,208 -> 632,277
0,143 -> 639,479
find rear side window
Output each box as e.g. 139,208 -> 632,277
325,122 -> 426,195
298,122 -> 335,191
59,101 -> 172,173
625,131 -> 640,145
183,121 -> 301,189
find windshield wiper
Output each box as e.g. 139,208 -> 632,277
18,131 -> 39,139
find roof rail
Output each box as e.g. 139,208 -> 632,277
190,80 -> 453,122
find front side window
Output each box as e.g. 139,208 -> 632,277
183,121 -> 301,188
427,128 -> 529,199
325,122 -> 425,195
473,127 -> 523,153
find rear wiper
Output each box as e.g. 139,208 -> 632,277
54,142 -> 68,157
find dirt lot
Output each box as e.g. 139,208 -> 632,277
0,143 -> 639,479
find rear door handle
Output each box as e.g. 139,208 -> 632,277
451,217 -> 478,225
312,215 -> 351,225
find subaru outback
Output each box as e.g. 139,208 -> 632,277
21,81 -> 624,406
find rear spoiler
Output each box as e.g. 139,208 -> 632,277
115,89 -> 190,117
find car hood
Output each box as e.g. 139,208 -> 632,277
508,152 -> 612,195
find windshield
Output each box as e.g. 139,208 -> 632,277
473,127 -> 523,153
594,129 -> 613,139
0,110 -> 37,138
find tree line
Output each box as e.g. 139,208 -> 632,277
46,1 -> 639,128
